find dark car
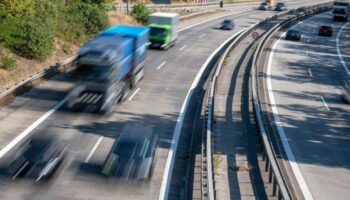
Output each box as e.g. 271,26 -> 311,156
286,29 -> 301,41
7,134 -> 66,181
275,2 -> 287,11
319,25 -> 333,37
102,125 -> 158,180
220,19 -> 234,30
259,2 -> 272,10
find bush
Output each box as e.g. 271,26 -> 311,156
2,15 -> 55,60
1,56 -> 16,70
59,2 -> 109,42
0,0 -> 56,60
131,3 -> 151,24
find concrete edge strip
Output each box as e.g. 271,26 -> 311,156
158,28 -> 246,200
336,22 -> 350,76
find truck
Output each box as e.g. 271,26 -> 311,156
67,25 -> 149,114
148,12 -> 179,49
333,0 -> 350,21
102,125 -> 158,180
341,80 -> 350,103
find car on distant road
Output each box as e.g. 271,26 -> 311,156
319,25 -> 333,37
220,19 -> 234,30
341,80 -> 350,103
7,134 -> 66,181
258,2 -> 272,10
286,29 -> 301,41
275,2 -> 287,11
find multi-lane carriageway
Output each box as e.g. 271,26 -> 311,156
0,0 -> 345,200
265,12 -> 350,200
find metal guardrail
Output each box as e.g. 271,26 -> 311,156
0,56 -> 77,100
205,1 -> 332,200
251,2 -> 332,200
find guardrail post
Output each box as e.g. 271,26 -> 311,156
268,165 -> 273,183
272,175 -> 277,196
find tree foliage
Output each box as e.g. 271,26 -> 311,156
0,0 -> 109,60
131,3 -> 151,24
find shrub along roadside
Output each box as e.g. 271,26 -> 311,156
0,0 -> 110,61
131,3 -> 151,24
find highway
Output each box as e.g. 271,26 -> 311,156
266,12 -> 350,200
0,1 -> 332,200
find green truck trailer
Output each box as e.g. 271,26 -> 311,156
148,12 -> 179,49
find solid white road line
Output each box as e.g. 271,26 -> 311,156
268,33 -> 314,200
158,27 -> 247,200
128,88 -> 141,102
198,33 -> 207,39
308,68 -> 313,77
336,22 -> 350,76
179,45 -> 187,51
0,96 -> 68,159
157,61 -> 167,70
84,136 -> 104,163
319,96 -> 330,111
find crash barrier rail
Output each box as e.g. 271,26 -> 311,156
0,2 -> 332,199
115,0 -> 258,14
205,1 -> 332,200
251,3 -> 332,200
0,56 -> 77,100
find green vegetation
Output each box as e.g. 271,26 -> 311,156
131,3 -> 151,24
0,0 -> 111,61
1,56 -> 16,70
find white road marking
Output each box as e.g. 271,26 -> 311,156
84,136 -> 104,163
158,27 -> 247,200
179,45 -> 187,51
198,33 -> 207,39
308,68 -> 313,77
156,61 -> 167,70
305,50 -> 308,57
336,22 -> 350,76
128,88 -> 141,101
268,32 -> 314,200
319,95 -> 330,111
0,97 -> 68,159
308,38 -> 310,43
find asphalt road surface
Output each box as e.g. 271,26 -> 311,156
267,12 -> 350,200
0,1 -> 330,199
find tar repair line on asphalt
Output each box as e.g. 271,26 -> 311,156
128,88 -> 141,102
336,22 -> 350,76
157,61 -> 167,70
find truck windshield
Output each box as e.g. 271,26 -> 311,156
76,64 -> 111,83
334,8 -> 346,14
150,27 -> 167,37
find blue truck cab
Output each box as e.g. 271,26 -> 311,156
101,25 -> 150,85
